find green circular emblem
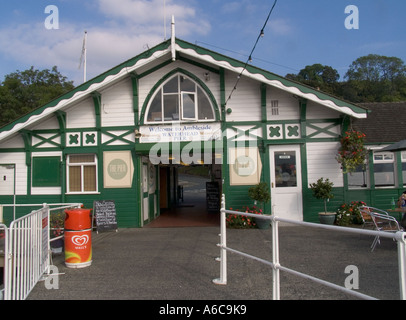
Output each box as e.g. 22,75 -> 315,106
108,159 -> 128,180
233,155 -> 255,177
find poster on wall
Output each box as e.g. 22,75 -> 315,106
229,147 -> 262,186
139,123 -> 222,143
103,151 -> 134,188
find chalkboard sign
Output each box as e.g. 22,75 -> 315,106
93,200 -> 118,233
206,182 -> 220,213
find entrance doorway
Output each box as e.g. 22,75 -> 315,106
146,164 -> 221,228
269,145 -> 303,221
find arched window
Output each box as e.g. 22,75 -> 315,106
146,74 -> 215,123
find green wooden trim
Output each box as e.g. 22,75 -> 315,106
368,151 -> 375,189
137,59 -> 173,80
175,38 -> 367,118
220,68 -> 226,123
0,40 -> 172,135
130,73 -> 139,128
32,156 -> 61,187
396,152 -> 403,187
55,111 -> 66,148
299,99 -> 307,139
101,129 -> 135,146
178,55 -> 220,75
31,132 -> 61,149
92,91 -> 101,129
306,121 -> 341,139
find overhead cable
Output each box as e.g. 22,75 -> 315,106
225,0 -> 278,105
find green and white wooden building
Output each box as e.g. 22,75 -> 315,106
4,35 -> 400,228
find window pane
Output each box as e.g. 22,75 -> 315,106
147,92 -> 162,121
164,95 -> 179,121
84,166 -> 96,192
69,155 -> 94,163
180,77 -> 195,92
182,93 -> 196,119
69,166 -> 81,192
163,77 -> 178,93
197,87 -> 214,120
374,163 -> 395,186
274,151 -> 297,187
348,164 -> 368,188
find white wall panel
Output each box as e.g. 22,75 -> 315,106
307,142 -> 343,187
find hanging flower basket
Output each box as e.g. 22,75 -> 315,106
336,130 -> 368,174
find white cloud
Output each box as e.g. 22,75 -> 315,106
0,0 -> 211,84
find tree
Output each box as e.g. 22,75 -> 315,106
286,55 -> 406,103
344,54 -> 406,102
0,66 -> 74,127
286,63 -> 340,95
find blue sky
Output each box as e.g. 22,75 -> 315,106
0,0 -> 405,85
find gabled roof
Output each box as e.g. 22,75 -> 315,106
0,38 -> 368,142
354,101 -> 406,144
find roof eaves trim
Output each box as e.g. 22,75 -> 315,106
0,41 -> 172,141
175,40 -> 367,119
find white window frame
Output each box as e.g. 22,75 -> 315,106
373,152 -> 396,188
181,91 -> 197,121
146,74 -> 214,124
66,154 -> 98,194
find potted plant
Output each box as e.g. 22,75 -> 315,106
50,210 -> 65,253
336,130 -> 368,173
309,177 -> 335,224
248,182 -> 271,229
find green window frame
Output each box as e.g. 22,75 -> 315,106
32,156 -> 61,187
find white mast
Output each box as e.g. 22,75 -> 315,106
171,15 -> 176,61
79,30 -> 88,83
164,0 -> 166,40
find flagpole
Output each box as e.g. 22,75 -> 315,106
83,30 -> 87,83
164,0 -> 166,40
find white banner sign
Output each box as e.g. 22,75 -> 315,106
139,123 -> 222,143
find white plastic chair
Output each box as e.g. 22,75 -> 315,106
359,206 -> 403,251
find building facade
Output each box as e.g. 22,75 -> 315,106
0,38 -> 377,227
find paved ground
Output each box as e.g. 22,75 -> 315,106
28,224 -> 401,301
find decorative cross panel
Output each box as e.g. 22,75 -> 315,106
66,132 -> 98,147
83,131 -> 98,147
101,130 -> 135,146
267,124 -> 301,140
226,125 -> 263,142
32,132 -> 61,149
306,122 -> 340,139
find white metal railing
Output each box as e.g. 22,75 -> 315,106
0,223 -> 8,300
213,194 -> 406,300
2,203 -> 82,300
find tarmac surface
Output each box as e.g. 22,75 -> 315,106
28,219 -> 402,301
26,174 -> 402,301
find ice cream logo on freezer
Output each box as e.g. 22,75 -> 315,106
71,235 -> 89,246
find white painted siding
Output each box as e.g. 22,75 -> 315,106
66,97 -> 96,129
0,152 -> 27,195
307,142 -> 343,187
307,100 -> 341,120
0,135 -> 24,149
267,87 -> 300,120
225,70 -> 261,122
29,115 -> 59,130
100,78 -> 134,127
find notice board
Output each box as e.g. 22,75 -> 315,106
206,182 -> 220,213
93,200 -> 118,233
